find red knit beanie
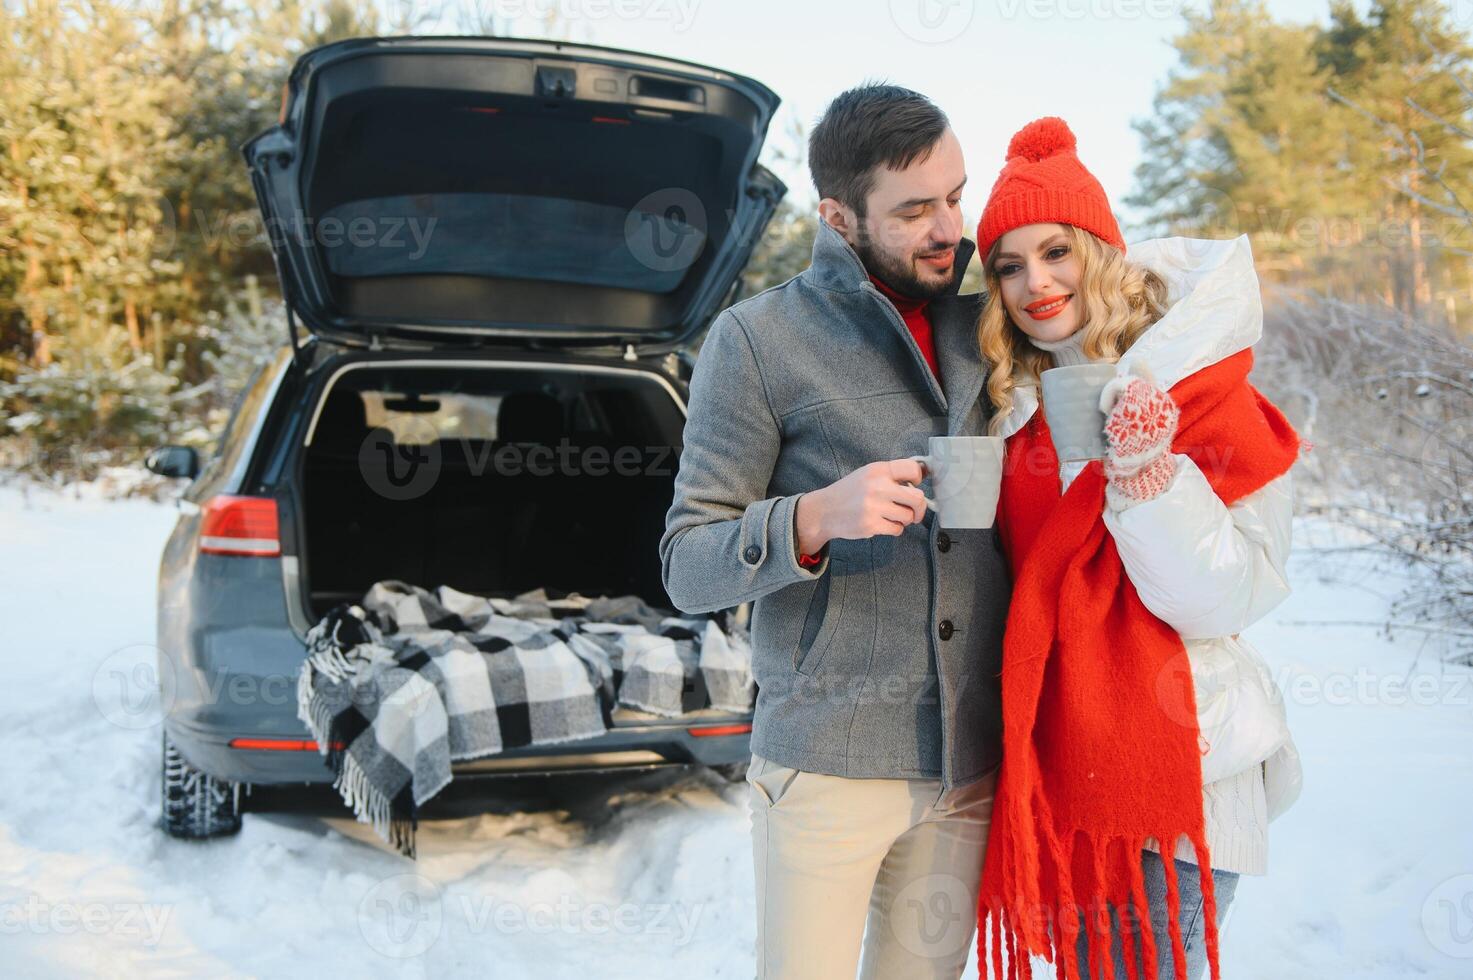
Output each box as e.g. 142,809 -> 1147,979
975,116 -> 1125,261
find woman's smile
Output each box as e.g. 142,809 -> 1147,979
1023,294 -> 1073,320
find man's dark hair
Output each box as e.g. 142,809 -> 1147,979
808,82 -> 950,218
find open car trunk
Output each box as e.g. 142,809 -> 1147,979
243,36 -> 783,352
298,359 -> 684,621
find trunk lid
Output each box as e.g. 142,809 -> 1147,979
242,36 -> 785,352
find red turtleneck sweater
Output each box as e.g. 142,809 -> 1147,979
867,272 -> 942,385
797,272 -> 940,567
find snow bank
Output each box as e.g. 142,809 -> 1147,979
1,482 -> 1468,977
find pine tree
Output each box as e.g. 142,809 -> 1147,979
1128,0 -> 1473,323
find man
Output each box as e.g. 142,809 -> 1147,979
659,84 -> 1011,979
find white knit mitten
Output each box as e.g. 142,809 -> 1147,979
1100,362 -> 1179,506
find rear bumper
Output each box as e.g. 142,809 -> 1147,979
165,707 -> 753,785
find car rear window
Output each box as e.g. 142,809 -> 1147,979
361,390 -> 502,444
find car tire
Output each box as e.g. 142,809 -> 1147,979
161,730 -> 244,839
712,760 -> 750,783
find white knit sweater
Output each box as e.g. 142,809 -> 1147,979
1029,329 -> 1271,875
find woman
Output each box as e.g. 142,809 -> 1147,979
971,117 -> 1305,980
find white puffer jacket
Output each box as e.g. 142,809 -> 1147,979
997,234 -> 1303,874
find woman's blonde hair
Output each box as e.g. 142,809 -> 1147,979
978,224 -> 1171,435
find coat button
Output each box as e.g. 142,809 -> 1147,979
937,531 -> 951,553
938,620 -> 954,641
743,545 -> 761,564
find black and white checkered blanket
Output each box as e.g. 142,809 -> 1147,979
295,581 -> 754,858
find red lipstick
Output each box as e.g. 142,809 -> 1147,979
1023,294 -> 1072,320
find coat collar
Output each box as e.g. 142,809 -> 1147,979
803,220 -> 985,430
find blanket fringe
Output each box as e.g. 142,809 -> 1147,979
335,749 -> 418,859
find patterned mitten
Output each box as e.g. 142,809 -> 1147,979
1100,362 -> 1180,506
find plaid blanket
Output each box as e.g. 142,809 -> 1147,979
295,581 -> 754,857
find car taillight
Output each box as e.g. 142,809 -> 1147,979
199,495 -> 281,557
686,723 -> 752,737
229,737 -> 343,752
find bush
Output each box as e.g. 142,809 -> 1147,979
0,276 -> 279,481
1255,290 -> 1473,662
0,320 -> 183,478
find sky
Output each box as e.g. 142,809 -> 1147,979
455,0 -> 1361,235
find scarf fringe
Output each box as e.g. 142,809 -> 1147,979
1192,835 -> 1223,980
980,827 -> 1222,980
1159,835 -> 1189,979
1127,836 -> 1157,980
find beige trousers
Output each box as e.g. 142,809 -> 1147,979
746,752 -> 999,980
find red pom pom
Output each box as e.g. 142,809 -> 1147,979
1006,117 -> 1077,163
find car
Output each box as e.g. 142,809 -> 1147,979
146,34 -> 785,840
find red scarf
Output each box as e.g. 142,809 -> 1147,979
978,348 -> 1301,980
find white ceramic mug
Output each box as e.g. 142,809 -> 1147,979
904,435 -> 1006,529
1039,362 -> 1117,461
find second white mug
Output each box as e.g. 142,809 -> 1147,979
906,435 -> 1005,529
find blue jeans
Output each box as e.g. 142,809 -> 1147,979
1073,849 -> 1239,980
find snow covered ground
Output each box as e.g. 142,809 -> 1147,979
1,477 -> 1469,978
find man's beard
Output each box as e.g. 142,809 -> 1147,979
851,223 -> 957,301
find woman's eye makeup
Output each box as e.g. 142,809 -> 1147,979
995,244 -> 1070,277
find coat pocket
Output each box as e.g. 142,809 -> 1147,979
793,557 -> 847,676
